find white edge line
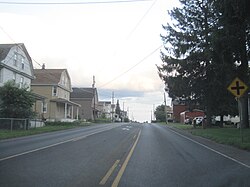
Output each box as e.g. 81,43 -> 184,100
0,127 -> 115,162
166,126 -> 250,169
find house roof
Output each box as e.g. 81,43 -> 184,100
0,44 -> 12,62
0,43 -> 34,78
71,87 -> 97,99
0,43 -> 32,63
50,98 -> 81,107
32,69 -> 66,85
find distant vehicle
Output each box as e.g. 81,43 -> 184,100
184,118 -> 192,125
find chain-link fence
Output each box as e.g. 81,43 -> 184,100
0,118 -> 28,131
0,118 -> 45,131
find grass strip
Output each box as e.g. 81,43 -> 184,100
163,122 -> 250,151
0,122 -> 91,140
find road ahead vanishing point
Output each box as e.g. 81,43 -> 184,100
0,123 -> 250,187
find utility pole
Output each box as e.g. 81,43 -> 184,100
111,91 -> 115,122
151,110 -> 152,123
153,104 -> 155,121
122,102 -> 125,122
164,92 -> 168,124
92,76 -> 96,122
127,107 -> 129,122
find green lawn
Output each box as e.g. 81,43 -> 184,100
163,122 -> 250,151
162,122 -> 199,130
0,122 -> 91,140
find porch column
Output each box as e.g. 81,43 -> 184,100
76,107 -> 79,120
64,103 -> 67,119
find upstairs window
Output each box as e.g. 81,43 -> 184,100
13,53 -> 17,66
52,86 -> 57,96
21,58 -> 25,70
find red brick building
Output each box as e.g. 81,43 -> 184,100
173,104 -> 190,122
180,110 -> 205,123
172,100 -> 204,122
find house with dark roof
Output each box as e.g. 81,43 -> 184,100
0,43 -> 35,89
70,87 -> 99,121
31,66 -> 80,121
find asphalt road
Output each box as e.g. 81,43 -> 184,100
0,123 -> 250,187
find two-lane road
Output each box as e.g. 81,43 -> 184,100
0,123 -> 249,187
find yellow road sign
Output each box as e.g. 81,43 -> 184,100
227,77 -> 248,98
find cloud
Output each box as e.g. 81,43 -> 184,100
98,88 -> 144,100
0,0 -> 177,122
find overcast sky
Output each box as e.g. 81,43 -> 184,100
0,0 -> 179,122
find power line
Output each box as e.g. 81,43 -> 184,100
127,0 -> 158,39
0,26 -> 15,42
0,0 -> 152,5
99,45 -> 162,88
0,26 -> 43,68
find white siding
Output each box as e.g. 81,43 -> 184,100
0,45 -> 33,89
59,70 -> 71,91
0,68 -> 31,90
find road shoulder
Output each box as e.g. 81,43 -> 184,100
164,124 -> 250,168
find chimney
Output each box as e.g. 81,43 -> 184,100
42,63 -> 45,69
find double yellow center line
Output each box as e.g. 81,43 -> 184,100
99,130 -> 141,187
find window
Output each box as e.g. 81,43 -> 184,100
41,102 -> 47,113
21,58 -> 25,70
52,86 -> 57,96
14,53 -> 17,66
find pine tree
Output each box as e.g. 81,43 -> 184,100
158,0 -> 240,126
115,100 -> 121,119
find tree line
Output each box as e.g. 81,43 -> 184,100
158,0 -> 250,127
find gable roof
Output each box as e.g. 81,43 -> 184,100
0,43 -> 34,78
0,43 -> 32,63
0,44 -> 12,62
71,87 -> 97,99
32,69 -> 66,85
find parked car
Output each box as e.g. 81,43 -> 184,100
184,118 -> 192,125
193,116 -> 203,126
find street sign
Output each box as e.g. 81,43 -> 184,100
227,77 -> 248,98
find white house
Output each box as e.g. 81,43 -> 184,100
0,43 -> 35,89
98,101 -> 111,119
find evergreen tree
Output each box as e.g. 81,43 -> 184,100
115,100 -> 121,119
158,0 -> 241,126
217,0 -> 250,127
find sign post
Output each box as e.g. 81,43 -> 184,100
227,77 -> 248,142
